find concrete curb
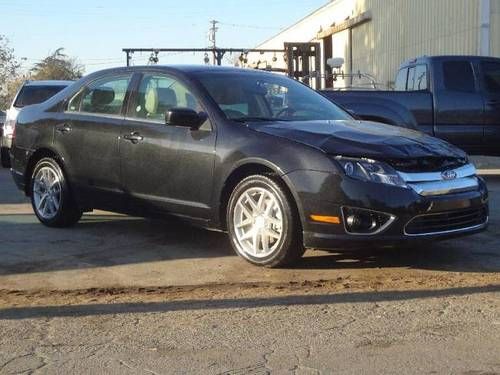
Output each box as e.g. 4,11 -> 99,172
477,169 -> 500,176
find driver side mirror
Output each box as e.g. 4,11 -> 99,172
165,108 -> 207,130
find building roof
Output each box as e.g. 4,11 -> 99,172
256,0 -> 338,47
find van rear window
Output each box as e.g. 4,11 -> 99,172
14,85 -> 67,108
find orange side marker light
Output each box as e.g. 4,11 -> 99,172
310,215 -> 341,224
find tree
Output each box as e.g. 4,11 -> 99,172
30,48 -> 84,81
0,35 -> 20,109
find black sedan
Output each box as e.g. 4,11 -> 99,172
10,66 -> 489,267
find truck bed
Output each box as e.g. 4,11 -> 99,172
320,90 -> 434,134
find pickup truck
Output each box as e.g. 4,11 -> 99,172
321,56 -> 500,156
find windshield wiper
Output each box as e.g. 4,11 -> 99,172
232,117 -> 289,122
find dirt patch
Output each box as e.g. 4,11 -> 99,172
1,272 -> 499,308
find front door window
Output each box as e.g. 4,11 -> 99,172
129,74 -> 202,122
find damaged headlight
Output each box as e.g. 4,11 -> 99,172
334,156 -> 407,188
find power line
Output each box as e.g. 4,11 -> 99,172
218,21 -> 283,30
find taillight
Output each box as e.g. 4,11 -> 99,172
4,119 -> 15,138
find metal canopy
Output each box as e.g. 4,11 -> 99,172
122,47 -> 285,67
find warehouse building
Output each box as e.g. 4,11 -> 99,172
246,0 -> 500,89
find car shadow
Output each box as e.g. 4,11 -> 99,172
1,169 -> 499,276
291,240 -> 500,273
0,213 -> 234,275
0,211 -> 499,275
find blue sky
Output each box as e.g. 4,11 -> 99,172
1,0 -> 327,73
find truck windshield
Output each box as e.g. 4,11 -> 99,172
197,72 -> 352,122
14,85 -> 68,108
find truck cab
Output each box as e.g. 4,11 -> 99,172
322,56 -> 500,156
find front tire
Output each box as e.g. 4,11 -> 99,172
227,175 -> 304,267
30,158 -> 82,227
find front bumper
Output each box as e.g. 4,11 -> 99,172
284,170 -> 489,250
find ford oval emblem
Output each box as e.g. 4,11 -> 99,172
441,170 -> 457,180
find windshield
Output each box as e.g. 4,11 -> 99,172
197,72 -> 352,122
14,85 -> 68,108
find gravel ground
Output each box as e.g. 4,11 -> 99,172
0,286 -> 499,374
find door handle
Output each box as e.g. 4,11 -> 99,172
123,132 -> 144,144
55,124 -> 72,133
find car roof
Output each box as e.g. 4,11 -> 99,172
88,65 -> 276,77
166,65 -> 267,74
23,80 -> 74,87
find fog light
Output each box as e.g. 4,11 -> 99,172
342,207 -> 396,235
346,214 -> 377,231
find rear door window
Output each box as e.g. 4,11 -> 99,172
14,85 -> 67,108
68,75 -> 132,115
443,61 -> 476,92
481,62 -> 500,93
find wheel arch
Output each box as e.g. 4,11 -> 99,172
24,148 -> 65,196
217,160 -> 304,232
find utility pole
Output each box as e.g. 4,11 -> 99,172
208,20 -> 219,65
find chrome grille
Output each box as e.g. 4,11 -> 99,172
398,164 -> 478,196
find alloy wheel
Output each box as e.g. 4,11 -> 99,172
33,166 -> 62,220
233,187 -> 284,258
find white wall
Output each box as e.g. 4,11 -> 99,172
246,0 -> 355,88
248,0 -> 500,89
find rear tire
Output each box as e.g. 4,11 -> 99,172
1,147 -> 10,168
227,174 -> 304,268
30,158 -> 82,227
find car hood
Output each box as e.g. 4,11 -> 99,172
247,120 -> 466,159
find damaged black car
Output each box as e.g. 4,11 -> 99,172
10,66 -> 489,267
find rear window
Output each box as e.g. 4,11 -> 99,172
481,62 -> 500,93
443,61 -> 475,92
14,85 -> 67,108
407,65 -> 428,91
394,68 -> 408,91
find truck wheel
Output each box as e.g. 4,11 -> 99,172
30,158 -> 82,227
227,174 -> 304,267
1,148 -> 10,168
